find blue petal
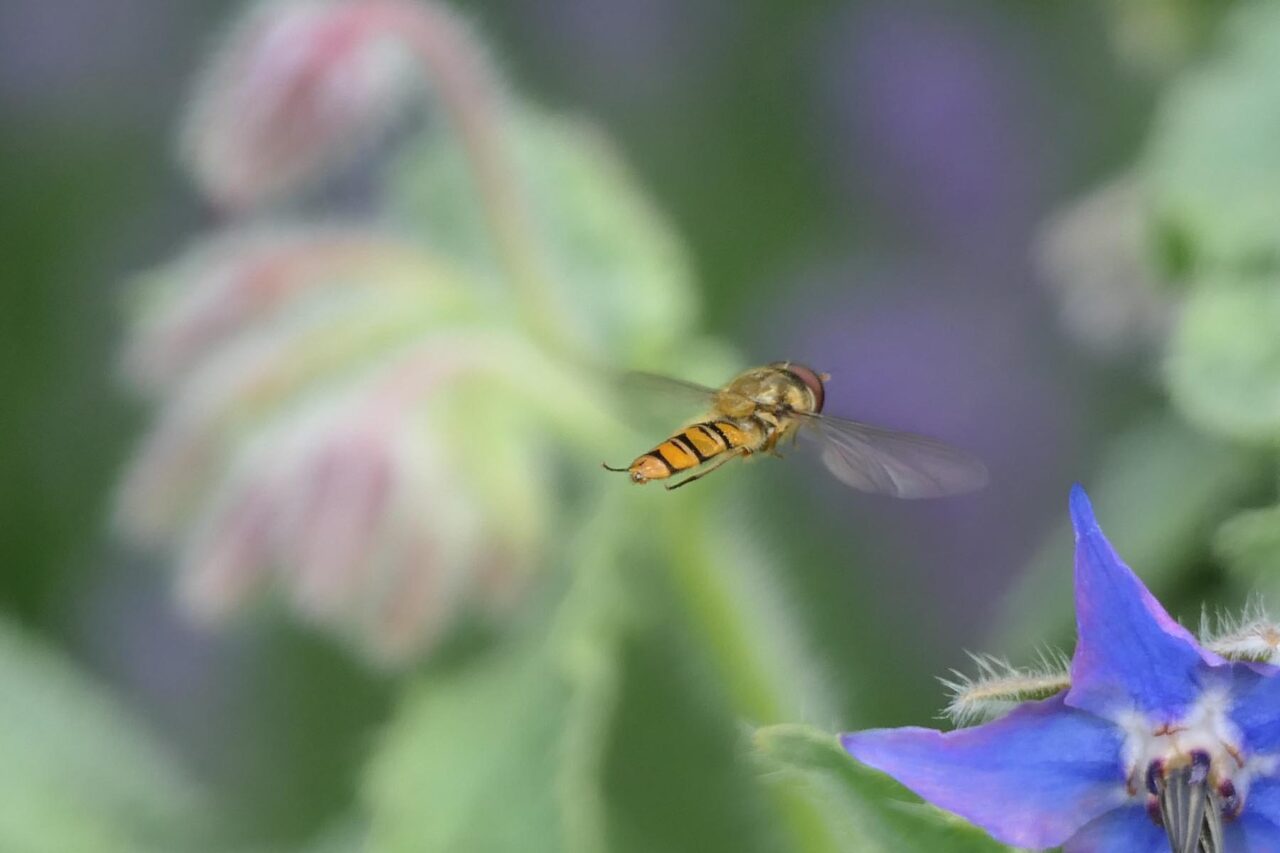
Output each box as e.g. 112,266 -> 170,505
1061,800 -> 1273,852
1235,777 -> 1280,851
1065,484 -> 1215,720
1228,819 -> 1276,853
1061,805 -> 1167,853
841,694 -> 1124,848
1224,663 -> 1280,753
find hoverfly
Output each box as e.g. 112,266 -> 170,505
604,361 -> 988,498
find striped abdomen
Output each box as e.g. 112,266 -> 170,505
628,420 -> 756,483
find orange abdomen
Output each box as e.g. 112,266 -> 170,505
629,420 -> 752,482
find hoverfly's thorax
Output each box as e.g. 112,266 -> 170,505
736,363 -> 823,415
723,367 -> 772,402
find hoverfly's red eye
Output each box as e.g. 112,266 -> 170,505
786,363 -> 825,413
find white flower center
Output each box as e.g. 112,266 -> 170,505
1116,688 -> 1277,823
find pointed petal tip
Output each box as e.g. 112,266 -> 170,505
1065,483 -> 1213,717
839,727 -> 931,771
1069,483 -> 1099,537
839,730 -> 874,759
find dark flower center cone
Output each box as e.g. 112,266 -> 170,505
1157,761 -> 1224,853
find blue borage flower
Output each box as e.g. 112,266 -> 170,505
842,486 -> 1280,852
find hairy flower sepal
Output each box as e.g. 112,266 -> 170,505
841,486 -> 1280,851
942,603 -> 1280,725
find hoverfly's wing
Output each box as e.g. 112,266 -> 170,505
617,371 -> 722,407
618,369 -> 747,416
606,370 -> 728,435
795,413 -> 989,499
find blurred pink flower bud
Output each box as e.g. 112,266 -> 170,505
118,224 -> 558,662
279,420 -> 397,616
123,227 -> 434,391
172,394 -> 502,664
117,227 -> 458,541
122,0 -> 683,667
182,0 -> 420,209
177,469 -> 283,623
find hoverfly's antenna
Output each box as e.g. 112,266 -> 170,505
601,462 -> 630,472
819,372 -> 832,382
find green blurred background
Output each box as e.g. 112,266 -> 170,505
4,0 -> 1278,850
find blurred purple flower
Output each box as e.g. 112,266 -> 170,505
761,257 -> 1074,643
0,0 -> 191,116
513,0 -> 730,106
75,564 -> 250,779
796,1 -> 1076,653
843,486 -> 1280,851
814,2 -> 1048,259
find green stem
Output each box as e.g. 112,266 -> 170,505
390,1 -> 567,351
664,499 -> 843,853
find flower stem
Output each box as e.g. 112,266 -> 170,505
663,499 -> 843,853
384,0 -> 566,350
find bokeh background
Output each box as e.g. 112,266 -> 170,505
3,0 -> 1277,851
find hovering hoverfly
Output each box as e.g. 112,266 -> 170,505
604,361 -> 988,497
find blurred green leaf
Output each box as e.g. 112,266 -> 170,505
364,635 -> 568,853
596,590 -> 786,853
1216,502 -> 1280,581
224,817 -> 367,853
752,725 -> 1008,853
998,414 -> 1264,651
1098,0 -> 1226,78
348,614 -> 603,853
655,498 -> 850,853
0,618 -> 210,853
298,820 -> 367,853
359,487 -> 641,853
1145,0 -> 1280,274
388,108 -> 698,364
514,112 -> 698,364
1166,276 -> 1280,441
551,500 -> 644,853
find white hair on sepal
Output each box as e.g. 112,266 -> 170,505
939,648 -> 1072,727
1199,594 -> 1280,664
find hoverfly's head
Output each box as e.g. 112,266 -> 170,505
772,362 -> 829,413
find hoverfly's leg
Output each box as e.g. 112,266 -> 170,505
774,426 -> 803,456
601,462 -> 630,472
761,425 -> 786,458
750,411 -> 783,458
665,449 -> 743,490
